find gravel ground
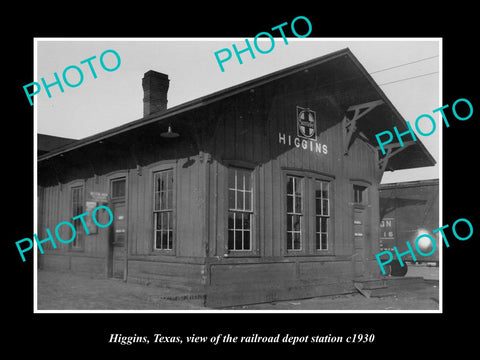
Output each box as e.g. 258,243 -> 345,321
37,265 -> 439,311
36,270 -> 206,310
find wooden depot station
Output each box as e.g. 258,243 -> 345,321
37,48 -> 436,307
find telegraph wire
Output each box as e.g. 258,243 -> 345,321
377,71 -> 439,86
369,55 -> 439,75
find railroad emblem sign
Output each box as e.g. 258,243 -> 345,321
296,106 -> 317,141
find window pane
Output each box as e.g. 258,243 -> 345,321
287,195 -> 293,213
167,171 -> 173,191
245,191 -> 252,211
155,174 -> 161,192
316,233 -> 320,250
228,230 -> 234,249
321,233 -> 328,250
295,196 -> 302,213
293,215 -> 301,231
168,231 -> 173,249
111,178 -> 126,198
162,191 -> 168,210
228,211 -> 234,229
238,171 -> 245,191
315,181 -> 322,197
228,189 -> 235,210
322,199 -> 329,215
287,177 -> 293,195
170,189 -> 174,209
293,232 -> 301,250
322,183 -> 329,199
162,231 -> 168,249
244,231 -> 250,250
287,214 -> 292,231
236,190 -> 244,210
235,231 -> 242,250
294,178 -> 302,196
164,190 -> 169,210
316,198 -> 321,215
243,213 -> 250,231
287,232 -> 292,250
321,217 -> 328,232
235,213 -> 243,229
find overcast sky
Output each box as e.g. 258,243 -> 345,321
35,38 -> 440,184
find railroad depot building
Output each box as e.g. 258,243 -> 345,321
37,48 -> 436,307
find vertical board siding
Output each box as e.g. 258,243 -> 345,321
208,76 -> 379,261
39,67 -> 384,300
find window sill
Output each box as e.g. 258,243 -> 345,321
151,249 -> 175,256
284,250 -> 308,256
223,251 -> 260,258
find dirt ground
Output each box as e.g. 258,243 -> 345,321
36,264 -> 439,311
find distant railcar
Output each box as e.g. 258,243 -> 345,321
379,179 -> 439,275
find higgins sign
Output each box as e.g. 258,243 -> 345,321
279,106 -> 328,154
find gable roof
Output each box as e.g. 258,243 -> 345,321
38,48 -> 436,170
37,134 -> 77,155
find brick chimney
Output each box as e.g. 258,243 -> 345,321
142,70 -> 169,116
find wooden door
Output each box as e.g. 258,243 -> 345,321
110,201 -> 126,279
353,208 -> 366,278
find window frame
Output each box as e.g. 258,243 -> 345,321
110,177 -> 127,201
70,182 -> 85,251
351,179 -> 371,208
286,175 -> 304,252
151,165 -> 176,255
223,161 -> 259,257
314,179 -> 330,252
282,168 -> 335,256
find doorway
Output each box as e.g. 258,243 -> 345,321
108,177 -> 127,279
353,207 -> 366,278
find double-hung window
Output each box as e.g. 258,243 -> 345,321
315,180 -> 330,250
285,172 -> 333,254
286,176 -> 303,251
228,168 -> 253,251
153,169 -> 174,251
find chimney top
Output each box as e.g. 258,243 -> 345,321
142,70 -> 169,117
